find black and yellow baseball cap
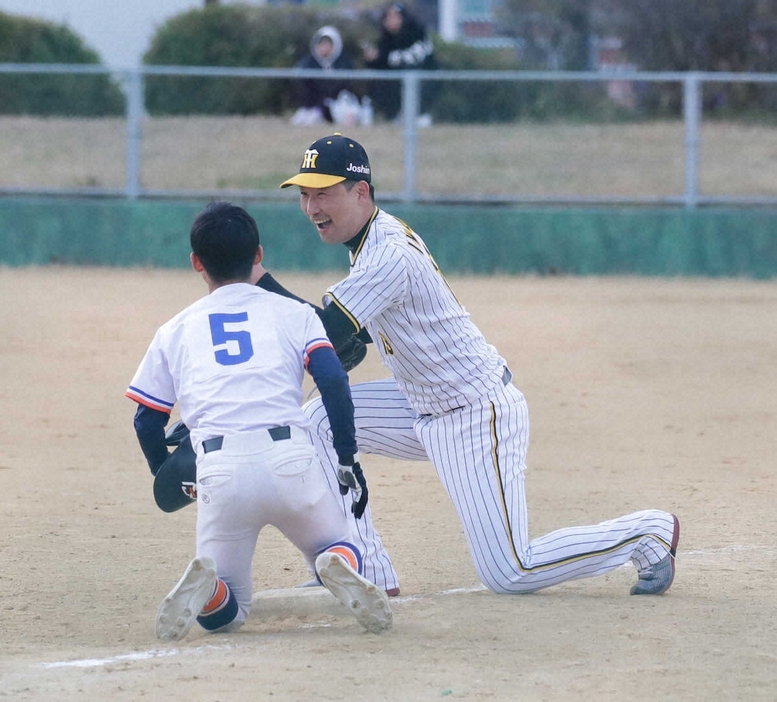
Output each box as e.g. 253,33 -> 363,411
280,134 -> 371,189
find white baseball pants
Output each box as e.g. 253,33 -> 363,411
194,426 -> 352,626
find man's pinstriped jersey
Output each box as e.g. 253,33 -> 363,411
323,209 -> 506,416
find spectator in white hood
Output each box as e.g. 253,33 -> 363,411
291,26 -> 357,126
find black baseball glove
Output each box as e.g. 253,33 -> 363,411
164,419 -> 190,447
153,421 -> 197,513
335,335 -> 368,372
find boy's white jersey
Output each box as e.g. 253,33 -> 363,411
127,283 -> 332,451
324,209 -> 505,416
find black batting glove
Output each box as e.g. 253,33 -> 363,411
337,453 -> 369,519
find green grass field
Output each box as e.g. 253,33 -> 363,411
1,115 -> 776,199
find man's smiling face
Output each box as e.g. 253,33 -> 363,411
298,181 -> 372,245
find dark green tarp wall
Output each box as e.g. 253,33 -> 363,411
1,197 -> 776,278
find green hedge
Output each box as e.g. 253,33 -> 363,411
0,10 -> 125,116
2,197 -> 776,279
430,44 -> 633,123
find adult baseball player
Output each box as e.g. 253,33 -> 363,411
254,133 -> 681,597
126,202 -> 391,640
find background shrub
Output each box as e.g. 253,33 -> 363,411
431,41 -> 635,123
0,10 -> 125,116
430,41 -> 524,123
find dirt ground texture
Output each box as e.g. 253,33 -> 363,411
0,267 -> 775,701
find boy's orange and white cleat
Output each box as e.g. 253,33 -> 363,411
315,552 -> 393,633
156,557 -> 218,641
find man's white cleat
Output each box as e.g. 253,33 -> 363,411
315,552 -> 393,634
156,556 -> 218,642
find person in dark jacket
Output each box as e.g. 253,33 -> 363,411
292,26 -> 356,126
363,2 -> 437,122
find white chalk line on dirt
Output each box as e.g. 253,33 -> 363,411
32,545 -> 771,672
39,644 -> 235,669
681,545 -> 774,556
34,584 -> 486,672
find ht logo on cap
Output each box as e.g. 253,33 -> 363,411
301,148 -> 319,170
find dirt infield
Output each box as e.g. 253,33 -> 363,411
0,267 -> 775,701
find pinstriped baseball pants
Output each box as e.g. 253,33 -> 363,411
305,377 -> 676,594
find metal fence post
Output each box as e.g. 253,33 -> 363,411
401,72 -> 420,203
125,68 -> 144,200
683,72 -> 701,209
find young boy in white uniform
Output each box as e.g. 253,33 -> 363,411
126,201 -> 391,641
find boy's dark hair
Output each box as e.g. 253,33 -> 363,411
190,201 -> 260,282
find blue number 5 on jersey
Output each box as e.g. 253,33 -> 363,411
209,312 -> 254,366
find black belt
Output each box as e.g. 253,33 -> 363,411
202,426 -> 291,454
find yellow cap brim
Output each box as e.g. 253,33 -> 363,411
279,173 -> 346,189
